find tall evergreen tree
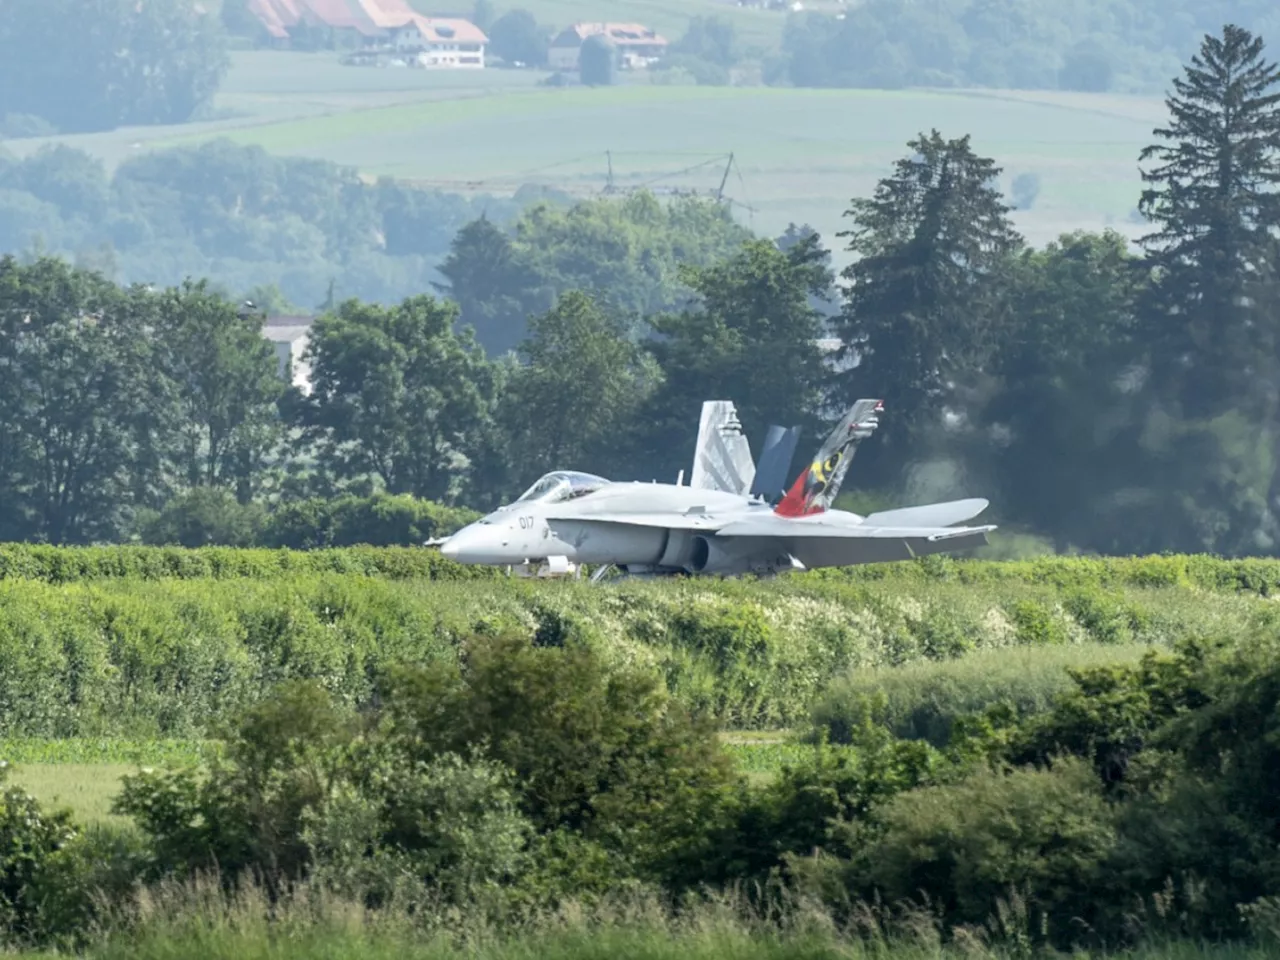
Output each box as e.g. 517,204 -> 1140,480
1138,24 -> 1280,417
435,217 -> 546,357
834,130 -> 1022,477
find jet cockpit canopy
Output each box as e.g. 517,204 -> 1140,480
515,471 -> 609,505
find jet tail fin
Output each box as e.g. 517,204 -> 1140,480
690,401 -> 757,496
750,424 -> 801,500
775,399 -> 883,517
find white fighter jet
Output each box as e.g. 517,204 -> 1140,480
439,400 -> 995,579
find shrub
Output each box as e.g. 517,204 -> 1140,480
116,633 -> 739,899
115,681 -> 357,888
133,488 -> 266,547
376,631 -> 737,862
829,759 -> 1119,943
305,752 -> 532,906
1008,599 -> 1067,646
0,763 -> 82,943
0,543 -> 496,583
1062,586 -> 1148,644
261,493 -> 478,550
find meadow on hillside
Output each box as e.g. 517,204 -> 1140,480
5,51 -> 1165,251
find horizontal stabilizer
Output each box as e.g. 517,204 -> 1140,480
862,498 -> 990,529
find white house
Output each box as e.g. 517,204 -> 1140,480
390,15 -> 487,67
261,316 -> 314,394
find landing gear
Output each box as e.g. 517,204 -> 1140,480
589,563 -> 618,583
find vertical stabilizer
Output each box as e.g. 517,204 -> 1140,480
690,401 -> 757,495
774,400 -> 883,517
750,425 -> 801,501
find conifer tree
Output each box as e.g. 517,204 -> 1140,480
834,130 -> 1021,456
1138,24 -> 1280,416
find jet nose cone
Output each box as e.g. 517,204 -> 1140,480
436,522 -> 503,565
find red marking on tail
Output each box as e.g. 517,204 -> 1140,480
774,470 -> 822,517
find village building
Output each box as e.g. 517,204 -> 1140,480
547,23 -> 668,72
247,0 -> 487,67
261,315 -> 315,394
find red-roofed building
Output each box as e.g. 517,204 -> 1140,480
246,0 -> 485,64
390,15 -> 488,66
547,23 -> 668,71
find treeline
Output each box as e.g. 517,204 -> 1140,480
0,140 -> 751,351
0,0 -> 227,135
5,27 -> 1280,559
0,210 -> 822,542
779,0 -> 1280,93
7,606 -> 1280,950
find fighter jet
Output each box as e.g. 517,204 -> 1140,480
439,400 -> 996,579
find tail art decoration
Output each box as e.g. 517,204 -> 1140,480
774,400 -> 883,517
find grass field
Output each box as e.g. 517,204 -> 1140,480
1,550 -> 1275,955
6,51 -> 1166,254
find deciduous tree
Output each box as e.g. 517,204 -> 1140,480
0,256 -> 164,542
155,281 -> 285,500
499,291 -> 657,492
303,295 -> 496,502
638,236 -> 832,483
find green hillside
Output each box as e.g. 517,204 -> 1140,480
5,50 -> 1163,249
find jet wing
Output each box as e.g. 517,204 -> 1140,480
861,499 -> 989,528
713,514 -> 995,566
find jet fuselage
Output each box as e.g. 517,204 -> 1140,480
441,480 -> 858,576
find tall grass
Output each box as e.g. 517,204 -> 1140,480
811,643 -> 1154,746
59,874 -> 1278,960
0,567 -> 1274,737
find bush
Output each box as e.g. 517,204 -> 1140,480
376,632 -> 736,862
0,543 -> 495,583
115,681 -> 356,887
0,563 -> 1271,738
830,759 -> 1119,943
116,633 -> 738,900
261,493 -> 479,549
653,54 -> 730,85
134,488 -> 266,547
0,763 -> 88,944
306,752 -> 532,906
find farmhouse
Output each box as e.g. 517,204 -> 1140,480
247,0 -> 487,66
389,16 -> 487,67
547,23 -> 668,72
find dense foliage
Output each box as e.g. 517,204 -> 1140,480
4,28 -> 1280,558
778,0 -> 1280,93
4,561 -> 1280,951
0,0 -> 228,134
0,552 -> 1274,739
